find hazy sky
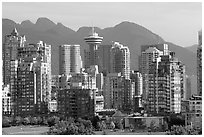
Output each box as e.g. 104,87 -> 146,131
2,2 -> 202,47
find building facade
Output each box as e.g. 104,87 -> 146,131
139,44 -> 185,114
103,73 -> 134,112
188,95 -> 202,128
59,44 -> 82,75
110,42 -> 130,79
139,45 -> 164,108
57,88 -> 95,118
97,44 -> 112,74
130,71 -> 143,113
3,28 -> 26,86
2,85 -> 11,115
13,41 -> 51,116
197,30 -> 202,96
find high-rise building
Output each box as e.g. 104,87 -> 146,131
13,41 -> 51,116
103,73 -> 134,112
57,88 -> 95,118
139,45 -> 164,105
59,44 -> 82,75
84,27 -> 103,68
110,42 -> 130,79
185,75 -> 192,100
169,57 -> 184,113
139,44 -> 186,114
149,54 -> 185,114
130,71 -> 143,113
98,44 -> 112,74
57,66 -> 98,118
3,28 -> 26,85
51,75 -> 61,100
197,30 -> 202,96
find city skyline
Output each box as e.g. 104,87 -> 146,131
2,2 -> 202,47
2,1 -> 202,135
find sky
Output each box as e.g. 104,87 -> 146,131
2,2 -> 202,47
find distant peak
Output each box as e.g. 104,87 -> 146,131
36,17 -> 56,25
21,20 -> 34,24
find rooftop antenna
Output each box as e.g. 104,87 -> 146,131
91,20 -> 95,35
92,27 -> 95,35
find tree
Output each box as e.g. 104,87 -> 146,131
47,116 -> 60,127
91,115 -> 100,130
2,116 -> 11,127
110,121 -> 115,130
14,116 -> 22,126
37,116 -> 42,125
23,117 -> 30,125
30,117 -> 38,125
47,119 -> 94,135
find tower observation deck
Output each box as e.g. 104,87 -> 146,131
84,27 -> 103,66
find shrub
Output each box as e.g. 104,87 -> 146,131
167,125 -> 202,135
2,116 -> 12,127
23,117 -> 30,125
47,116 -> 60,127
30,117 -> 38,125
36,116 -> 42,125
110,121 -> 115,130
47,118 -> 94,135
114,120 -> 123,129
42,117 -> 48,125
14,116 -> 22,126
149,120 -> 159,132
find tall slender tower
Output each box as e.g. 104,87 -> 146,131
59,44 -> 82,75
84,27 -> 103,68
3,28 -> 26,85
110,42 -> 130,79
197,30 -> 202,96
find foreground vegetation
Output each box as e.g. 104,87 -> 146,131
2,115 -> 202,135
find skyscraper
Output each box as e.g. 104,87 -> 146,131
103,73 -> 134,112
59,44 -> 82,75
130,71 -> 143,113
139,44 -> 185,114
139,45 -> 164,103
84,27 -> 103,68
57,66 -> 98,118
197,30 -> 202,96
98,44 -> 112,75
110,42 -> 130,79
3,28 -> 26,85
13,41 -> 51,116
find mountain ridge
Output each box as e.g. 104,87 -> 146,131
2,18 -> 196,76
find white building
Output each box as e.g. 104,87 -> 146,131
48,100 -> 57,112
2,85 -> 11,115
110,42 -> 130,79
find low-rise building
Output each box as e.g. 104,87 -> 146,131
187,95 -> 202,128
48,100 -> 57,112
95,95 -> 104,111
57,88 -> 95,118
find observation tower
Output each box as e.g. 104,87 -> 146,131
84,27 -> 103,66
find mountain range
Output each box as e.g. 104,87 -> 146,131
2,17 -> 197,76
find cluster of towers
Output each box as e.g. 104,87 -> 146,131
2,27 -> 202,120
2,28 -> 51,116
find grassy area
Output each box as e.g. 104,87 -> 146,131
2,126 -> 166,135
95,129 -> 167,135
2,126 -> 49,135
